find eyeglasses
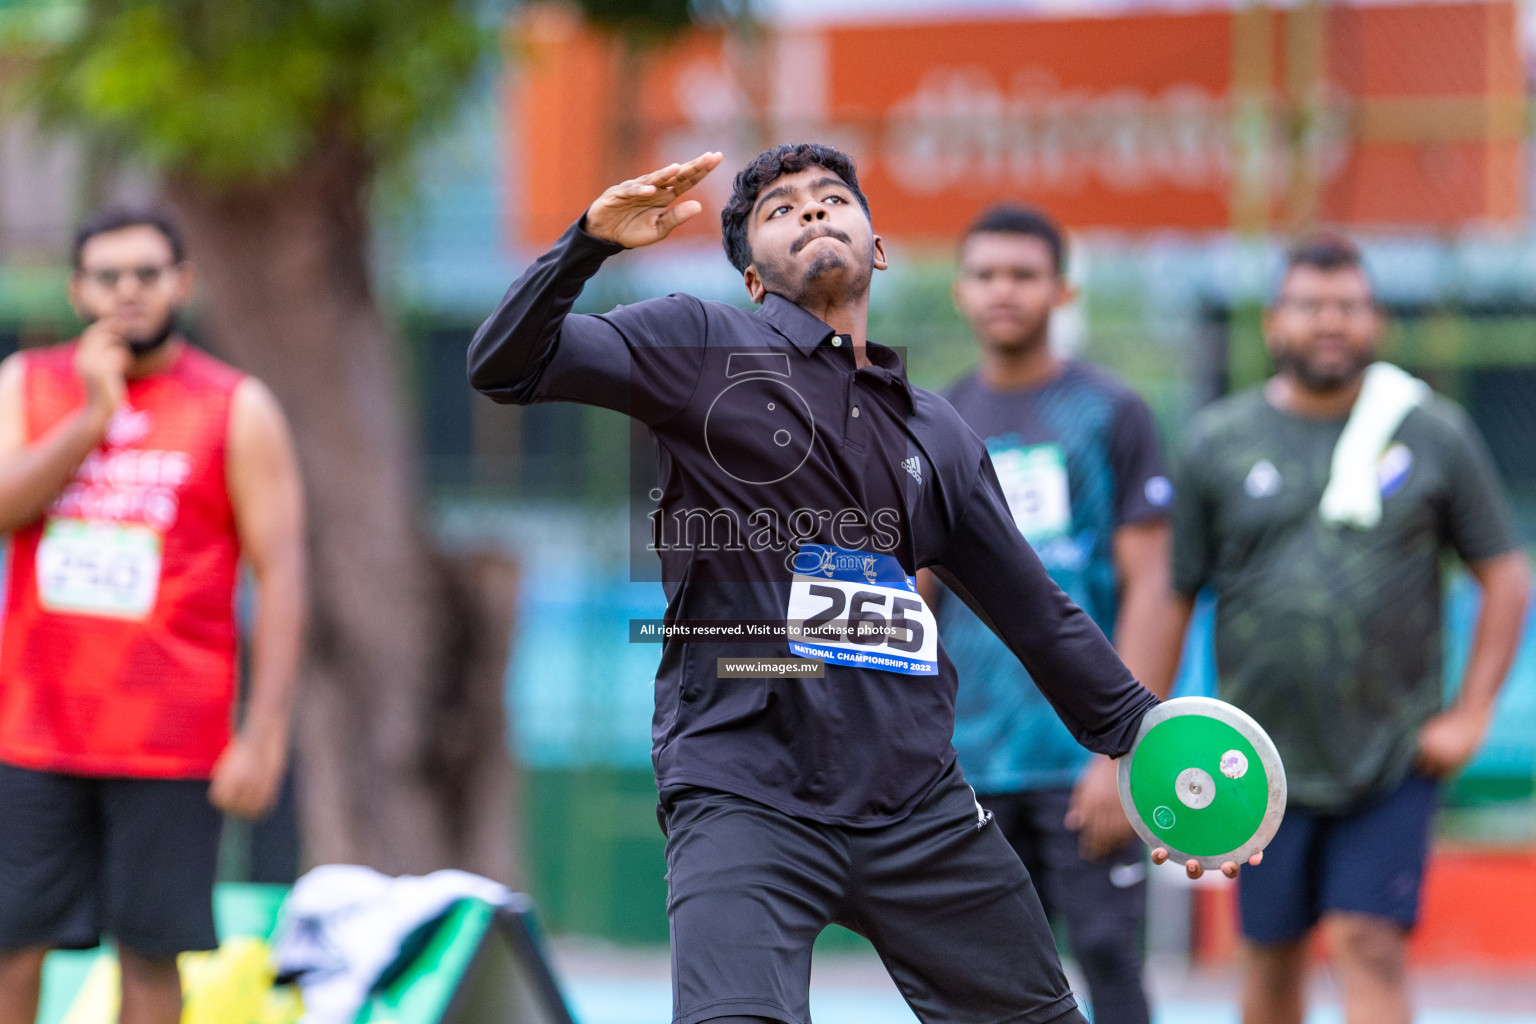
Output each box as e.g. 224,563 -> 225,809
78,264 -> 177,289
1276,297 -> 1375,319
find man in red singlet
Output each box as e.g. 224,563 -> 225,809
0,209 -> 306,1024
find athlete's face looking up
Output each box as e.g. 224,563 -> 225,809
742,167 -> 885,306
953,232 -> 1070,355
70,226 -> 192,348
1264,265 -> 1382,395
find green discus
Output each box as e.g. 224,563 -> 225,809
1117,696 -> 1287,870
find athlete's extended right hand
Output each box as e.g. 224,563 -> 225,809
73,321 -> 130,428
584,152 -> 723,249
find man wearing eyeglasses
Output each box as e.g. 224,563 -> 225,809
1166,235 -> 1529,1024
0,209 -> 305,1024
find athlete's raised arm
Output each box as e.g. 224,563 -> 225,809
468,152 -> 722,423
583,153 -> 721,249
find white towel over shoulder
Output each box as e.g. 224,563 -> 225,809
1318,362 -> 1430,530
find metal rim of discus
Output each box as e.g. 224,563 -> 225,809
1116,696 -> 1288,871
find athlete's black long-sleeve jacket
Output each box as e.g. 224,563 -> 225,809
469,219 -> 1159,826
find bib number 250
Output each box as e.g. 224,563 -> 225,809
36,518 -> 163,620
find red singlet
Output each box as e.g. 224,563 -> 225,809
0,342 -> 245,778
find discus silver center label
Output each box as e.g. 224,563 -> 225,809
1175,767 -> 1216,809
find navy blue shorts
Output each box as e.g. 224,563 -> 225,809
1238,770 -> 1438,944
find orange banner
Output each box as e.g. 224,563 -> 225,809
509,1 -> 1524,246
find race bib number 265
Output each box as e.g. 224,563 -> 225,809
786,543 -> 938,675
36,519 -> 163,620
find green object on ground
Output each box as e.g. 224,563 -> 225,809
359,898 -> 577,1024
39,883 -> 573,1024
356,900 -> 492,1023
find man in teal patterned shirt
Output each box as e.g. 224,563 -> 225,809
919,205 -> 1176,1024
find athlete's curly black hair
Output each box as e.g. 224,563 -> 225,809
720,143 -> 871,273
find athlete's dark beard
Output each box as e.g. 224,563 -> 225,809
754,235 -> 875,306
1272,345 -> 1373,394
126,313 -> 178,356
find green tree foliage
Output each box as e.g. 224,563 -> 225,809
9,0 -> 733,183
23,0 -> 482,183
575,0 -> 692,38
575,0 -> 747,41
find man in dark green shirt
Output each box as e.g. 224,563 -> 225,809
1168,235 -> 1529,1024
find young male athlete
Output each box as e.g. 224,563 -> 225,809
916,205 -> 1174,1024
1167,235 -> 1530,1024
0,209 -> 305,1024
471,144 -> 1247,1024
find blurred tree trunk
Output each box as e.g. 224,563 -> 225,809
167,136 -> 519,883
